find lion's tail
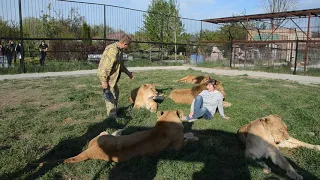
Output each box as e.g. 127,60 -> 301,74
36,151 -> 90,166
129,96 -> 134,103
63,151 -> 90,163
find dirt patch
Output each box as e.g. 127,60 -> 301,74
74,84 -> 87,89
0,87 -> 43,109
11,133 -> 32,140
47,102 -> 75,111
63,117 -> 73,125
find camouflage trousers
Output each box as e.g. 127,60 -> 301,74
104,85 -> 119,117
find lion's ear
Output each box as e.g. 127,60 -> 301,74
157,111 -> 164,119
261,115 -> 276,125
259,117 -> 269,125
177,109 -> 184,119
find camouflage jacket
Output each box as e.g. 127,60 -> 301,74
97,42 -> 130,88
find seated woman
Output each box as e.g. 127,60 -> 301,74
183,79 -> 230,122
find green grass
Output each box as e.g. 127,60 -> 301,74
0,59 -> 182,75
0,60 -> 99,75
197,61 -> 320,77
0,69 -> 319,180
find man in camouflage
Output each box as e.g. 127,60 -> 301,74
97,35 -> 134,118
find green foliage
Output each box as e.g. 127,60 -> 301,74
167,54 -> 186,60
0,60 -> 98,75
124,59 -> 182,66
0,17 -> 19,38
81,22 -> 92,45
217,23 -> 246,41
143,0 -> 183,43
39,3 -> 85,38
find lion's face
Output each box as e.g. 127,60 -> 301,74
262,115 -> 290,143
142,84 -> 158,98
157,109 -> 184,122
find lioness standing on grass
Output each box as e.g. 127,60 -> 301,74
97,35 -> 134,118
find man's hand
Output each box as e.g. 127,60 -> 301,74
128,72 -> 134,80
103,89 -> 115,102
101,81 -> 108,89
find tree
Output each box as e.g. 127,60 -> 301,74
0,17 -> 19,39
260,0 -> 298,26
143,0 -> 183,43
81,22 -> 92,45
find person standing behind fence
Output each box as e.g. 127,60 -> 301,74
39,40 -> 48,66
15,42 -> 22,64
5,40 -> 15,67
97,35 -> 134,118
0,41 -> 5,67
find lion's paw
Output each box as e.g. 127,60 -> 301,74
112,129 -> 125,136
286,171 -> 303,180
263,167 -> 271,174
314,145 -> 320,151
99,131 -> 109,136
223,101 -> 232,108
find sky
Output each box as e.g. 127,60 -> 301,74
74,0 -> 320,20
1,0 -> 319,36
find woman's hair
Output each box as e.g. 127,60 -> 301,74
206,79 -> 217,86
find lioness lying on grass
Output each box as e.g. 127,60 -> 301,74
238,114 -> 320,180
39,110 -> 198,165
129,84 -> 160,112
176,75 -> 211,84
169,79 -> 231,107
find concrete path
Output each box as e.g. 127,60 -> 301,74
1,66 -> 320,85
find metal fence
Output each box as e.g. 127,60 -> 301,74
0,0 -> 320,75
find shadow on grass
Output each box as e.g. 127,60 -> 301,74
103,123 -> 318,180
2,110 -> 131,180
3,119 -> 318,180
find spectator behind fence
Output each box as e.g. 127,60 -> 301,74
0,41 -> 5,67
15,42 -> 22,64
39,40 -> 48,66
97,34 -> 134,118
5,40 -> 15,67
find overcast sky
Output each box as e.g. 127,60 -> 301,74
76,0 -> 320,20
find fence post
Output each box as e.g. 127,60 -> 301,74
293,39 -> 299,75
104,5 -> 106,42
160,14 -> 164,61
18,0 -> 26,73
229,40 -> 233,68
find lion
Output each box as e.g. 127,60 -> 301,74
169,79 -> 231,107
176,75 -> 211,84
129,84 -> 159,112
238,114 -> 320,180
38,110 -> 198,165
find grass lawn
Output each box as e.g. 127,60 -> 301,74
0,59 -> 182,75
197,61 -> 320,77
0,69 -> 319,180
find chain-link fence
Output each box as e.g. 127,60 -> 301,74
1,0 -> 320,75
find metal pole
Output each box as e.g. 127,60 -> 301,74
174,18 -> 177,61
229,40 -> 233,68
294,38 -> 299,75
104,5 -> 106,42
18,0 -> 25,73
304,12 -> 311,71
174,0 -> 177,61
